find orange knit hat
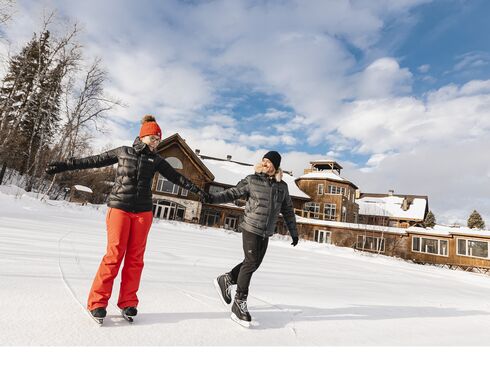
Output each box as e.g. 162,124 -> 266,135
139,115 -> 162,138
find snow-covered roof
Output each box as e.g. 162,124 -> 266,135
295,216 -> 407,235
356,196 -> 427,220
297,218 -> 490,239
73,185 -> 93,193
409,225 -> 490,238
297,171 -> 345,182
200,158 -> 310,199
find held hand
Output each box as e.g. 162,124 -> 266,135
45,161 -> 67,175
291,236 -> 299,247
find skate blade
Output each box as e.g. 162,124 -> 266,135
121,311 -> 135,323
90,316 -> 104,325
231,313 -> 251,328
122,315 -> 134,323
213,278 -> 231,307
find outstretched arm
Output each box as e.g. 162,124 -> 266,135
46,148 -> 119,174
155,156 -> 202,194
210,177 -> 250,204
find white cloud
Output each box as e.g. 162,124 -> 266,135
3,0 -> 490,227
418,64 -> 430,73
354,58 -> 413,99
335,79 -> 490,225
453,51 -> 490,72
206,114 -> 237,127
251,108 -> 292,122
345,136 -> 490,226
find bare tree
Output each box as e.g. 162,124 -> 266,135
1,13 -> 81,167
0,10 -> 122,195
0,0 -> 14,25
22,17 -> 83,190
384,234 -> 408,258
56,57 -> 123,160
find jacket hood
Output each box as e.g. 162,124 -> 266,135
254,163 -> 283,182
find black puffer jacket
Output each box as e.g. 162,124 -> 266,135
61,137 -> 201,212
210,171 -> 298,238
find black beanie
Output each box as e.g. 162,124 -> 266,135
263,151 -> 281,170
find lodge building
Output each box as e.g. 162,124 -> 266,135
149,133 -> 490,273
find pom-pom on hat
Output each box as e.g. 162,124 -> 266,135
139,114 -> 162,138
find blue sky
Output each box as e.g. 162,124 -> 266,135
1,0 -> 490,225
394,0 -> 490,93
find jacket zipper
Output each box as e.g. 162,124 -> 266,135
264,178 -> 273,237
134,154 -> 142,212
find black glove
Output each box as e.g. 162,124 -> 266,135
291,236 -> 299,247
45,161 -> 68,175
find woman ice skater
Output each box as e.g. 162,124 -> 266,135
209,151 -> 299,327
46,115 -> 206,323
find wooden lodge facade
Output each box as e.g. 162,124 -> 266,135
294,160 -> 359,223
356,191 -> 429,228
151,134 -> 490,273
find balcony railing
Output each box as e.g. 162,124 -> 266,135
294,208 -> 337,221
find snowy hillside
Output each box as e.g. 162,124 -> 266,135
1,184 -> 490,346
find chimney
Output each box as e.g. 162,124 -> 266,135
402,198 -> 409,211
227,155 -> 232,161
388,189 -> 394,196
195,149 -> 200,155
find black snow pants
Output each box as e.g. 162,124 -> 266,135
229,229 -> 269,295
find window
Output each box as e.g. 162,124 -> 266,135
470,240 -> 488,258
165,157 -> 183,169
156,175 -> 179,194
317,184 -> 324,195
413,236 -> 420,251
304,202 -> 320,219
458,239 -> 466,255
181,188 -> 189,197
324,203 -> 336,220
202,209 -> 221,226
412,236 -> 449,257
457,238 -> 489,259
327,185 -> 345,195
152,199 -> 186,220
224,217 -> 238,230
314,230 -> 331,244
357,235 -> 385,252
425,238 -> 438,254
440,240 -> 448,256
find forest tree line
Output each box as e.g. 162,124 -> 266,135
0,3 -> 121,203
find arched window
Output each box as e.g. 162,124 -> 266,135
165,157 -> 183,169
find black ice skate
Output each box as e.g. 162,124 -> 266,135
90,307 -> 106,325
214,273 -> 233,306
231,292 -> 251,328
121,306 -> 137,322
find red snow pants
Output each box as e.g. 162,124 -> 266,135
87,207 -> 153,311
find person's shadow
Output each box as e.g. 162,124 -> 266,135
101,303 -> 490,330
249,303 -> 490,330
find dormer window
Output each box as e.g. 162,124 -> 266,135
327,185 -> 345,195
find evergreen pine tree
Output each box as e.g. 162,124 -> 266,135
0,30 -> 64,184
467,210 -> 486,229
0,32 -> 48,169
424,210 -> 436,228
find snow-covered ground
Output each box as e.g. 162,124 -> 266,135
2,184 -> 490,346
